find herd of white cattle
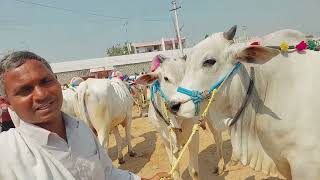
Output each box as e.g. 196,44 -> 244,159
9,26 -> 320,180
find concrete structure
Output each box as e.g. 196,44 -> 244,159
51,48 -> 192,84
131,38 -> 186,54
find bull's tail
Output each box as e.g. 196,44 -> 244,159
77,82 -> 94,129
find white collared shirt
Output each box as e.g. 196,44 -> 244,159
7,113 -> 140,180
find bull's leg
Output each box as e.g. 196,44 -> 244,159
207,121 -> 225,175
188,130 -> 199,180
123,117 -> 136,157
112,126 -> 125,164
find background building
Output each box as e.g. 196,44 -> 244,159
131,38 -> 186,54
51,48 -> 191,84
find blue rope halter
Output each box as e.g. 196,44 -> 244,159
177,62 -> 242,116
151,80 -> 169,103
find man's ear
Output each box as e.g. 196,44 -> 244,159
2,97 -> 12,109
135,72 -> 159,85
228,44 -> 280,64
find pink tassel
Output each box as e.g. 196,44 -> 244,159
150,55 -> 161,72
295,41 -> 308,52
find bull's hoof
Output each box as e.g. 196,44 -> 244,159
129,151 -> 136,157
118,158 -> 125,164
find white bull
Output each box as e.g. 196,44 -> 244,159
136,55 -> 226,180
75,78 -> 136,164
170,25 -> 320,179
61,88 -> 79,118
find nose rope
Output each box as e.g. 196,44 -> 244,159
177,62 -> 241,116
162,79 -> 220,180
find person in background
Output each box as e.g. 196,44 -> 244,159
0,51 -> 169,180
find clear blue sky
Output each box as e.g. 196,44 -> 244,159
1,0 -> 319,62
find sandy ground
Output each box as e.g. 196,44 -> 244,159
108,106 -> 284,180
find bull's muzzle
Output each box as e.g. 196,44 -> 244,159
168,101 -> 181,114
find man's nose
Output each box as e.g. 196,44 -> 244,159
169,101 -> 181,114
33,86 -> 48,100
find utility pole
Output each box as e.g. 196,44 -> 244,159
123,21 -> 131,54
241,25 -> 247,41
170,0 -> 184,56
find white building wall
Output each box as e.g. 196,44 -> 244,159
50,48 -> 192,73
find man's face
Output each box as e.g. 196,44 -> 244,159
3,59 -> 63,125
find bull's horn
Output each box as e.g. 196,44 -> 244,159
223,25 -> 237,40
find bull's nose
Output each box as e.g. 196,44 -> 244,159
169,101 -> 181,114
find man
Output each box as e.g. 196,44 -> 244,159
0,97 -> 15,132
0,51 -> 169,180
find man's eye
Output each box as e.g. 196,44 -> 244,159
16,86 -> 33,96
203,58 -> 216,67
41,78 -> 53,85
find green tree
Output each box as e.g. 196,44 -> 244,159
106,43 -> 133,56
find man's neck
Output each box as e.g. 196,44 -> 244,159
37,113 -> 67,142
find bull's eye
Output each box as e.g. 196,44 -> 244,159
203,58 -> 216,67
164,76 -> 169,82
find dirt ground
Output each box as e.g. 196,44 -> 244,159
108,106 -> 284,180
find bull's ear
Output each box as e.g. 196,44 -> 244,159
135,72 -> 159,85
223,25 -> 237,40
151,54 -> 167,72
228,44 -> 280,64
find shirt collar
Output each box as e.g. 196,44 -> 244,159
17,112 -> 80,146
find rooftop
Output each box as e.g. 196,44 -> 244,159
50,48 -> 192,73
131,38 -> 186,47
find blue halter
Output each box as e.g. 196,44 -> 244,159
151,80 -> 169,103
177,62 -> 242,116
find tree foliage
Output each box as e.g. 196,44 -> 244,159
106,43 -> 133,56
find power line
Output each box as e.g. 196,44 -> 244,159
13,0 -> 167,22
